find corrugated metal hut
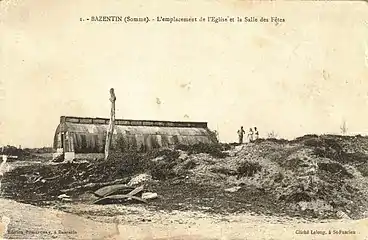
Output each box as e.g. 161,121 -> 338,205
53,116 -> 217,156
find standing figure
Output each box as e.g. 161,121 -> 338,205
237,126 -> 246,144
254,127 -> 259,141
248,128 -> 254,143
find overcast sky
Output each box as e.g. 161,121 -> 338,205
1,0 -> 368,147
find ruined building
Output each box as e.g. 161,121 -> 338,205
53,116 -> 217,160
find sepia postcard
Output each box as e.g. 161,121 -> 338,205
1,0 -> 368,239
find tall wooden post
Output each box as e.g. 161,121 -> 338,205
104,88 -> 116,160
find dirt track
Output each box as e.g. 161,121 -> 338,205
1,198 -> 368,240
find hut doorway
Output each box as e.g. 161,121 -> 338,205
61,133 -> 65,149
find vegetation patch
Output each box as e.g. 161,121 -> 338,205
182,159 -> 197,170
317,162 -> 353,179
282,157 -> 305,170
357,162 -> 368,177
237,161 -> 262,178
210,167 -> 237,176
1,145 -> 31,160
175,143 -> 229,158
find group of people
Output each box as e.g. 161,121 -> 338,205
237,126 -> 259,144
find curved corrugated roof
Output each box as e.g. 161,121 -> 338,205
54,122 -> 216,153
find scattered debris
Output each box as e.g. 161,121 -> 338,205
224,186 -> 241,193
2,136 -> 368,220
142,192 -> 158,200
58,194 -> 70,198
61,178 -> 131,194
52,153 -> 64,163
57,194 -> 71,202
178,151 -> 188,160
77,192 -> 99,202
92,185 -> 146,205
336,211 -> 351,220
93,194 -> 147,204
127,185 -> 144,196
94,184 -> 135,198
127,173 -> 152,186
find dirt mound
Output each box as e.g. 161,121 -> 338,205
210,136 -> 368,219
144,136 -> 368,219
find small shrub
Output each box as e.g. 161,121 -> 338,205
283,158 -> 304,170
208,129 -> 220,143
318,162 -> 353,178
182,159 -> 197,170
274,172 -> 284,183
357,162 -> 368,177
237,161 -> 262,177
287,192 -> 313,202
340,120 -> 348,135
303,138 -> 322,148
175,143 -> 229,158
26,147 -> 54,154
1,145 -> 31,160
292,135 -> 319,145
144,149 -> 181,180
324,138 -> 344,153
210,167 -> 237,176
261,138 -> 289,144
342,152 -> 368,164
267,131 -> 278,138
150,161 -> 177,180
310,138 -> 345,162
146,148 -> 180,160
219,143 -> 232,151
106,151 -> 145,175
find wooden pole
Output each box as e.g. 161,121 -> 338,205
104,88 -> 116,160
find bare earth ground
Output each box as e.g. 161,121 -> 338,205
1,136 -> 368,239
1,198 -> 368,240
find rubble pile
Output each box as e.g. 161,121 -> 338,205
147,135 -> 368,219
2,135 -> 368,220
214,136 -> 368,219
1,148 -> 196,204
1,152 -> 146,203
